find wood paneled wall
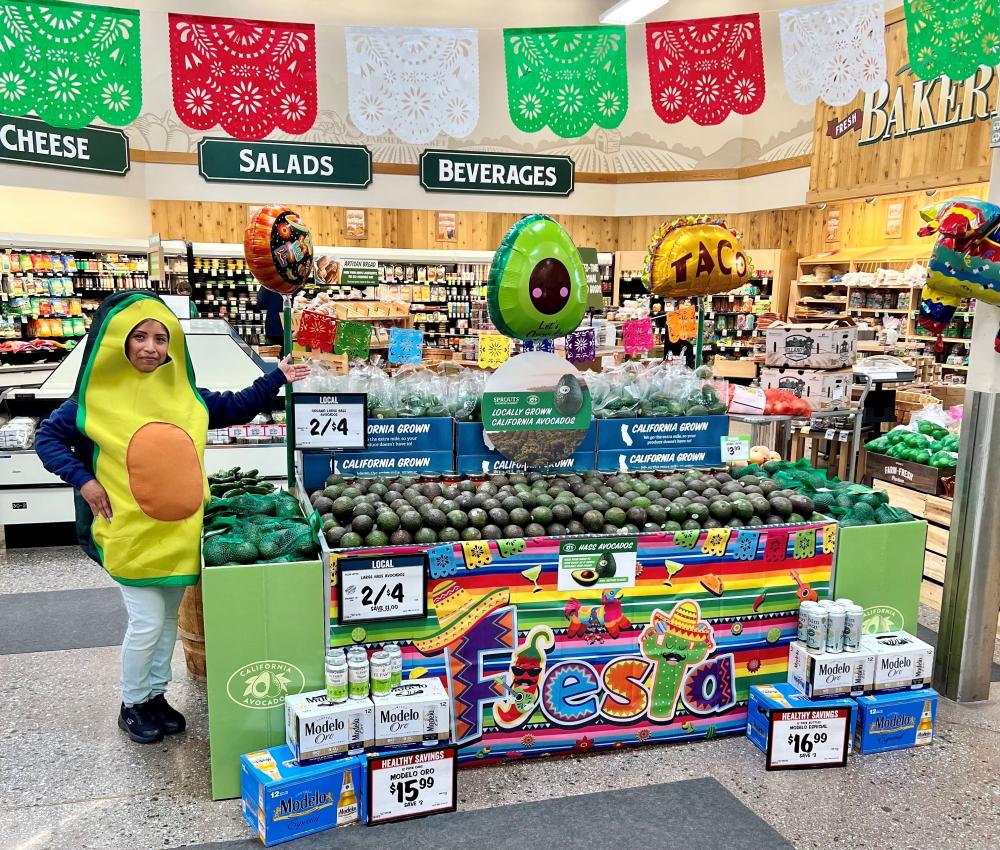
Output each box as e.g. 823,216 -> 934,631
150,181 -> 989,259
808,14 -> 997,202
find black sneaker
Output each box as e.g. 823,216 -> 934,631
118,702 -> 164,744
145,694 -> 186,735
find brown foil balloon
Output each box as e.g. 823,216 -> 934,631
244,205 -> 314,295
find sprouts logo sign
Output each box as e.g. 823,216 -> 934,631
827,64 -> 998,144
226,659 -> 306,709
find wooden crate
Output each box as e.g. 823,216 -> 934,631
865,452 -> 948,495
712,358 -> 758,380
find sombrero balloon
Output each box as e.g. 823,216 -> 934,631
413,580 -> 511,654
644,216 -> 752,299
244,204 -> 314,295
487,214 -> 587,340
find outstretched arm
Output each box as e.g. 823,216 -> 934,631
199,356 -> 309,428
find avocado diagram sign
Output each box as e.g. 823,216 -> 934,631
198,138 -> 372,187
420,149 -> 574,196
0,114 -> 129,175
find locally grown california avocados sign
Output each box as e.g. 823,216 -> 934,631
198,138 -> 372,187
0,114 -> 129,175
420,149 -> 574,196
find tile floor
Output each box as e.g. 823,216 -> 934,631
1,545 -> 998,850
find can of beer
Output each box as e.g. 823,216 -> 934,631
805,605 -> 828,651
347,655 -> 370,700
843,604 -> 865,651
825,604 -> 846,653
370,651 -> 392,696
325,653 -> 348,703
384,643 -> 403,689
835,598 -> 855,608
816,599 -> 835,609
797,601 -> 814,644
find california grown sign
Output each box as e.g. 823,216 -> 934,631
0,114 -> 129,175
420,149 -> 574,196
827,64 -> 998,144
198,138 -> 372,187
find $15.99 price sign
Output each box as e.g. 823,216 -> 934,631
367,747 -> 457,825
766,708 -> 851,770
293,393 -> 367,450
337,553 -> 427,624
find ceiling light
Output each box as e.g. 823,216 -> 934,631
599,0 -> 670,25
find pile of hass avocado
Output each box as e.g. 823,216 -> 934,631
311,470 -> 826,550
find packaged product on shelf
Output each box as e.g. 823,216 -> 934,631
371,678 -> 450,749
240,746 -> 365,845
854,689 -> 938,755
764,321 -> 857,369
285,690 -> 373,765
746,683 -> 858,754
861,631 -> 934,693
787,640 -> 875,699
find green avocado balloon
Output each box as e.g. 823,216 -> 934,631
487,214 -> 588,340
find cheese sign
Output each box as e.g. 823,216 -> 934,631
419,149 -> 574,196
198,138 -> 372,187
0,114 -> 129,175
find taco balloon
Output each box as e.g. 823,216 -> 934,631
487,214 -> 587,340
644,216 -> 752,298
244,204 -> 314,295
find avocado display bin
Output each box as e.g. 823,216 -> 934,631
324,519 -> 837,765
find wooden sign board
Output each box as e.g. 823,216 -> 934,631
809,11 -> 998,203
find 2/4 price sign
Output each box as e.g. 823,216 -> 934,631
293,392 -> 367,450
337,553 -> 427,624
367,747 -> 457,825
766,708 -> 851,770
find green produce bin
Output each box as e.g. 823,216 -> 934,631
832,520 -> 928,634
202,558 -> 325,799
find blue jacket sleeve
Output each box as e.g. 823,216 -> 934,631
35,400 -> 95,491
199,368 -> 287,429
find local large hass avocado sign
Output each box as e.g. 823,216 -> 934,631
198,138 -> 372,187
420,149 -> 574,196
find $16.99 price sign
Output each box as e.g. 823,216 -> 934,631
337,553 -> 427,624
367,747 -> 457,825
293,393 -> 367,450
766,708 -> 851,770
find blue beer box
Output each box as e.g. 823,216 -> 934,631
455,421 -> 596,475
301,450 -> 454,488
747,683 -> 858,754
854,688 -> 938,755
595,416 -> 727,471
241,745 -> 366,846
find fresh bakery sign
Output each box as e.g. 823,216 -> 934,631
198,138 -> 372,187
420,149 -> 574,196
827,64 -> 997,144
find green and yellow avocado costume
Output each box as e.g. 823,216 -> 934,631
73,291 -> 208,586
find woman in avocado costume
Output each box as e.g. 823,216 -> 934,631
35,291 -> 308,744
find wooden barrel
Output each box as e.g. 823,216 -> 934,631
177,583 -> 206,679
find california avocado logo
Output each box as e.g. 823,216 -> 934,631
227,659 -> 306,709
863,605 -> 904,634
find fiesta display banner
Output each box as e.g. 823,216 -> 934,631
328,522 -> 836,765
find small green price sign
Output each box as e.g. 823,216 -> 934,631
720,435 -> 750,463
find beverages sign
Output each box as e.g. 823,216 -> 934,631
198,138 -> 372,187
419,149 -> 574,196
0,114 -> 129,175
827,64 -> 997,145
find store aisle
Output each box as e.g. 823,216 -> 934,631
2,546 -> 999,850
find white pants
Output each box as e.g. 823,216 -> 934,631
119,585 -> 187,707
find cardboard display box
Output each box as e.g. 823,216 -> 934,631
765,321 -> 857,369
761,367 -> 853,410
787,640 -> 875,699
747,683 -> 858,753
854,689 -> 938,754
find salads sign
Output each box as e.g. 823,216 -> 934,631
198,138 -> 372,187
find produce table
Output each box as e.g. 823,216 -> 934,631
326,521 -> 836,764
